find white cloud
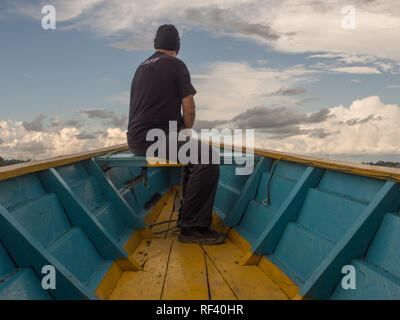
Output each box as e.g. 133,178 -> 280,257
308,53 -> 344,59
269,1 -> 400,63
331,66 -> 381,74
255,96 -> 400,156
8,0 -> 101,22
6,0 -> 400,65
1,96 -> 399,160
193,61 -> 320,120
2,1 -> 400,160
98,128 -> 127,147
0,119 -> 126,160
307,53 -> 400,74
307,52 -> 399,74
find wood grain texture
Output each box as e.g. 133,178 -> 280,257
95,263 -> 122,300
109,238 -> 172,300
206,255 -> 237,300
162,240 -> 209,300
227,229 -> 252,253
257,256 -> 299,299
202,240 -> 288,300
151,190 -> 176,238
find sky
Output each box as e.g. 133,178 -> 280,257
0,0 -> 399,162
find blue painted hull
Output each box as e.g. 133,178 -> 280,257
0,149 -> 399,300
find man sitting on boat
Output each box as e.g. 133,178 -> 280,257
127,24 -> 226,245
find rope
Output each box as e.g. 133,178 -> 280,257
148,219 -> 178,227
152,224 -> 181,235
149,219 -> 181,234
262,158 -> 281,207
141,167 -> 149,187
102,151 -> 119,167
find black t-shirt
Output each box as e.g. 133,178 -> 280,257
127,51 -> 196,149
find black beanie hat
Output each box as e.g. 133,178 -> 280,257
154,24 -> 180,52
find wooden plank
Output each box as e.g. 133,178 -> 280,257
202,240 -> 288,300
130,238 -> 154,268
0,144 -> 129,181
95,263 -> 122,300
109,238 -> 172,300
167,186 -> 182,239
212,212 -> 230,233
123,228 -> 154,256
124,187 -> 176,255
151,190 -> 176,238
239,251 -> 262,266
162,240 -> 209,300
257,256 -> 299,299
227,229 -> 252,253
111,190 -> 177,303
166,211 -> 180,240
143,188 -> 173,225
206,255 -> 237,300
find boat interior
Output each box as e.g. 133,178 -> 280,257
1,144 -> 400,300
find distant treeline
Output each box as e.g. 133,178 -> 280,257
363,161 -> 400,168
0,156 -> 30,167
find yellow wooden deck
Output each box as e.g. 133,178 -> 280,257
105,188 -> 289,300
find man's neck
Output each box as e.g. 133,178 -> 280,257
155,49 -> 177,57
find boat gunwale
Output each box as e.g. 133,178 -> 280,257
1,142 -> 400,183
214,142 -> 400,183
0,144 -> 129,181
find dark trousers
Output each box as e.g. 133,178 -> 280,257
131,137 -> 220,228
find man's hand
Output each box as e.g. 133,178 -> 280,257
182,95 -> 196,129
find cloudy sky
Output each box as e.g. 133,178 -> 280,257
0,0 -> 399,162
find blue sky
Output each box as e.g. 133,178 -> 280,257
0,0 -> 399,161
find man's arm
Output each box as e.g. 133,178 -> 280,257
182,95 -> 196,129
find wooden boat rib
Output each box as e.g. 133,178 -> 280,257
0,143 -> 400,300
